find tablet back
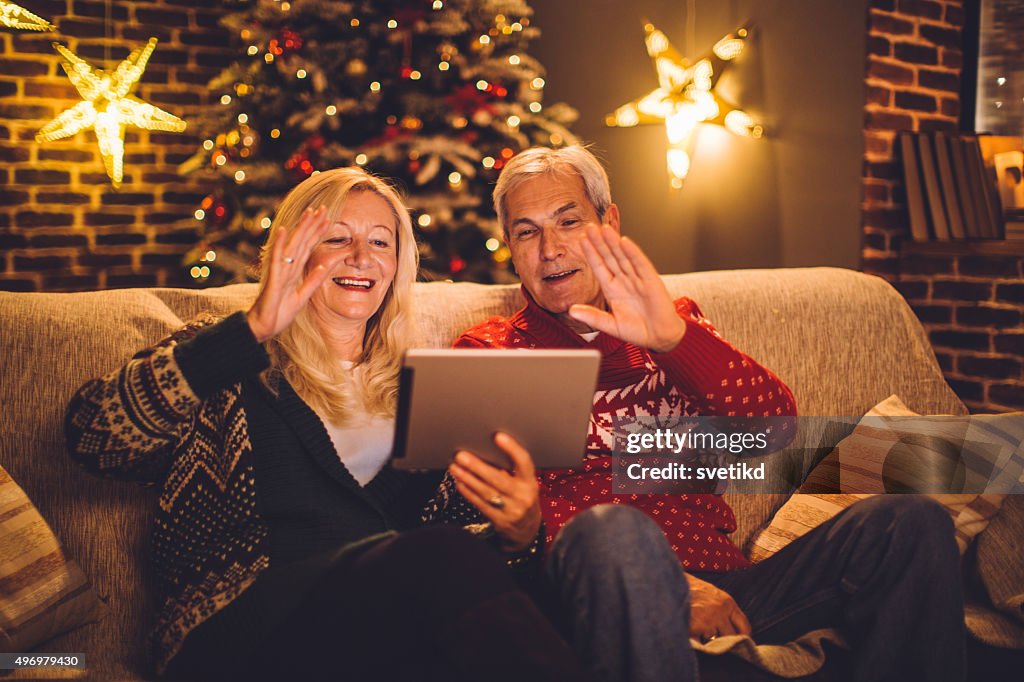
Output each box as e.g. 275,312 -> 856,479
392,349 -> 601,470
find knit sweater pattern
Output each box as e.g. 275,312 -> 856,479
455,292 -> 798,572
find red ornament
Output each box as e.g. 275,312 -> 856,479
269,27 -> 303,56
450,256 -> 466,273
445,84 -> 496,115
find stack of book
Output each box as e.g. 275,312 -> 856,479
899,132 -> 1023,241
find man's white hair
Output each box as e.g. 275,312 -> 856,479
493,145 -> 612,234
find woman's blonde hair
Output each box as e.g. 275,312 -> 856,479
257,167 -> 418,424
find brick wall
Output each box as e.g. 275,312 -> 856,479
859,0 -> 1024,412
861,0 -> 965,279
0,0 -> 228,291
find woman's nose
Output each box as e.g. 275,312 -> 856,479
345,240 -> 372,268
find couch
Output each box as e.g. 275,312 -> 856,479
1,266 -> 1021,680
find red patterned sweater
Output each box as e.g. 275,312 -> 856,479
455,291 -> 798,572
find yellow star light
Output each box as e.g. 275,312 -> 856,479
35,38 -> 187,188
0,1 -> 54,30
606,23 -> 763,188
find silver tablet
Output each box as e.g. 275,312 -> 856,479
392,348 -> 601,470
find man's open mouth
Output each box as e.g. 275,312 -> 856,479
333,277 -> 375,290
542,269 -> 579,282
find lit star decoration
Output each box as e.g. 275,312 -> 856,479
0,1 -> 54,30
606,23 -> 764,188
35,38 -> 187,188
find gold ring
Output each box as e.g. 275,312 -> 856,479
487,495 -> 505,509
283,256 -> 295,264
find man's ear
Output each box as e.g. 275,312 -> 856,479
604,203 -> 621,233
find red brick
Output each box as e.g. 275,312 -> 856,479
918,117 -> 958,134
73,44 -> 132,63
958,356 -> 1021,380
940,98 -> 959,117
994,334 -> 1024,355
870,0 -> 896,10
101,193 -> 154,205
901,254 -> 954,275
947,378 -> 985,402
956,305 -> 1022,329
120,26 -> 174,42
895,279 -> 929,301
918,68 -> 960,92
867,58 -> 915,86
864,207 -> 908,230
989,384 -> 1024,409
867,36 -> 892,57
135,8 -> 191,27
28,233 -> 89,248
0,145 -> 30,163
145,212 -> 191,224
14,211 -> 74,227
146,49 -> 189,66
959,255 -> 1021,278
14,254 -> 72,270
14,169 -> 70,185
0,81 -> 16,97
870,11 -> 915,35
897,0 -> 943,20
80,173 -> 134,185
863,182 -> 890,203
941,49 -> 963,69
84,212 -> 136,226
919,23 -> 961,49
866,84 -> 893,106
55,18 -> 108,38
10,35 -> 60,54
0,103 -> 53,119
944,4 -> 965,25
142,172 -> 184,184
911,303 -> 952,323
162,192 -> 204,205
894,42 -> 938,65
0,279 -> 38,292
44,274 -> 100,292
865,161 -> 902,180
107,273 -> 159,288
867,110 -> 915,131
97,232 -> 147,246
861,256 -> 899,277
0,58 -> 49,77
22,81 -> 79,99
996,283 -> 1024,303
0,233 -> 28,249
71,0 -> 129,20
38,149 -> 95,163
895,91 -> 938,113
36,192 -> 91,204
865,134 -> 893,155
929,330 -> 990,351
78,252 -> 133,267
932,280 -> 992,301
155,229 -> 200,244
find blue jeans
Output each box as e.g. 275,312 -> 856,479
544,496 -> 965,682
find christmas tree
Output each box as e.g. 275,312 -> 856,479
181,0 -> 579,285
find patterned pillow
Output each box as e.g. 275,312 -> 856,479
748,395 -> 1010,562
0,464 -> 104,651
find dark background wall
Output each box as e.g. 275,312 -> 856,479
530,0 -> 868,274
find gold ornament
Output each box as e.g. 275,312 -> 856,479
607,24 -> 762,188
0,1 -> 54,31
346,58 -> 367,76
35,38 -> 187,188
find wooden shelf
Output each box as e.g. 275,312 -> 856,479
902,240 -> 1024,256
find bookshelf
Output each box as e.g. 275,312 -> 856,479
903,240 -> 1024,257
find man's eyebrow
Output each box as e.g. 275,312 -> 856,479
510,202 -> 578,229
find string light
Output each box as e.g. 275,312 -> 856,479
476,80 -> 488,91
448,171 -> 462,185
0,1 -> 54,30
482,156 -> 495,168
264,53 -> 274,63
220,94 -> 232,105
370,81 -> 381,92
529,102 -> 542,113
432,0 -> 443,9
507,115 -> 520,128
485,238 -> 500,251
531,78 -> 545,89
204,250 -> 217,262
438,62 -> 450,71
409,70 -> 422,80
478,35 -> 490,45
202,139 -> 214,150
234,170 -> 246,182
194,209 -> 205,220
35,38 -> 187,188
270,128 -> 281,138
297,69 -> 307,78
237,113 -> 248,124
350,18 -> 360,27
997,77 -> 1006,86
325,105 -> 337,115
511,22 -> 523,31
387,19 -> 397,29
355,153 -> 368,165
418,214 -> 432,227
508,55 -> 520,65
247,45 -> 258,56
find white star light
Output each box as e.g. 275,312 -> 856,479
0,1 -> 54,31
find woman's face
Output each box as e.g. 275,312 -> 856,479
306,190 -> 399,328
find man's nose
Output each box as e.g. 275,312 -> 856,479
539,229 -> 565,261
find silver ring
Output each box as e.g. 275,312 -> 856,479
487,495 -> 505,509
283,256 -> 296,264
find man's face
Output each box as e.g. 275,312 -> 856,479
504,172 -> 620,320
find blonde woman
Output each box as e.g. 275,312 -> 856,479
66,168 -> 582,682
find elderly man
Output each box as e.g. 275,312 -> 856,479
446,146 -> 965,682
